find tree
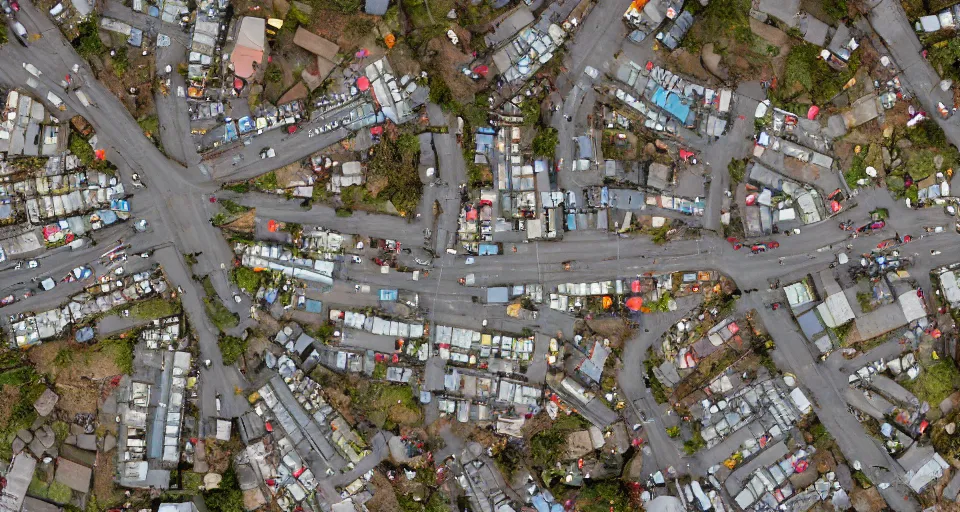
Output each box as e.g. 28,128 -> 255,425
203,464 -> 245,512
219,335 -> 248,366
75,16 -> 106,58
532,128 -> 558,157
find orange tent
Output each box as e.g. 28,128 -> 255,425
602,296 -> 613,309
626,296 -> 644,311
267,219 -> 279,232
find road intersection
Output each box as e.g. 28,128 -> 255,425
2,0 -> 960,509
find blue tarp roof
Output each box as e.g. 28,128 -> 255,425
652,86 -> 692,124
96,209 -> 118,224
264,288 -> 278,304
379,289 -> 398,301
75,326 -> 95,343
238,116 -> 254,134
304,299 -> 322,313
224,122 -> 239,142
566,213 -> 577,231
478,244 -> 500,255
110,199 -> 130,212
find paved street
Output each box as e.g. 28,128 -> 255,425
4,0 -> 960,508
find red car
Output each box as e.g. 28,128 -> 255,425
876,239 -> 896,250
750,241 -> 780,253
286,124 -> 299,134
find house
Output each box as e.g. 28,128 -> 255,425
292,28 -> 340,80
232,17 -> 266,79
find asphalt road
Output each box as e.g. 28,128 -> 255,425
3,0 -> 959,507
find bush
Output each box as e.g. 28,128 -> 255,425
905,119 -> 948,148
335,207 -> 353,217
219,199 -> 250,215
253,171 -> 279,191
231,267 -> 263,293
130,298 -> 180,319
264,64 -> 282,83
532,128 -> 558,157
224,182 -> 250,193
666,425 -> 681,438
205,298 -> 239,332
74,16 -> 106,58
219,335 -> 248,365
203,464 -> 245,512
728,158 -> 746,184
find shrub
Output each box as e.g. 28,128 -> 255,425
231,267 -> 263,293
219,335 -> 248,365
532,128 -> 558,157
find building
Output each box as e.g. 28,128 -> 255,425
232,17 -> 266,79
292,28 -> 340,80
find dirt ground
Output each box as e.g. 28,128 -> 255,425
205,439 -> 238,474
93,450 -> 127,508
584,317 -> 633,347
29,341 -> 122,418
222,210 -> 257,233
0,385 -> 18,427
365,472 -> 402,512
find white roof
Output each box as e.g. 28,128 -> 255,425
789,387 -> 812,414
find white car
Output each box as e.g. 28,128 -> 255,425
233,294 -> 242,303
465,257 -> 475,265
27,260 -> 38,268
352,256 -> 363,264
584,66 -> 599,79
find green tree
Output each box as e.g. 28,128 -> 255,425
264,64 -> 282,83
75,16 -> 106,58
203,464 -> 245,512
532,128 -> 558,157
219,335 -> 248,366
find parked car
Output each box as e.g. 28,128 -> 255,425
260,147 -> 276,159
285,124 -> 299,134
11,21 -> 28,47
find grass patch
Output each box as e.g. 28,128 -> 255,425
219,335 -> 247,365
231,267 -> 263,293
347,382 -> 421,431
130,298 -> 180,319
252,171 -> 279,192
530,413 -> 590,468
776,43 -> 859,107
205,299 -> 239,332
219,199 -> 250,215
101,336 -> 136,374
532,128 -> 558,157
366,133 -> 422,216
902,360 -> 960,406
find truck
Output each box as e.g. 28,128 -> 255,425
46,92 -> 65,111
22,62 -> 41,77
75,90 -> 93,108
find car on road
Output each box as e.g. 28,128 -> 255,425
140,252 -> 150,258
750,241 -> 779,253
233,294 -> 242,303
584,66 -> 599,79
285,124 -> 299,134
414,257 -> 431,266
946,205 -> 957,216
465,257 -> 475,265
351,256 -> 363,264
11,21 -> 28,47
260,147 -> 276,159
27,260 -> 38,269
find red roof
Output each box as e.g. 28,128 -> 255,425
357,76 -> 370,91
